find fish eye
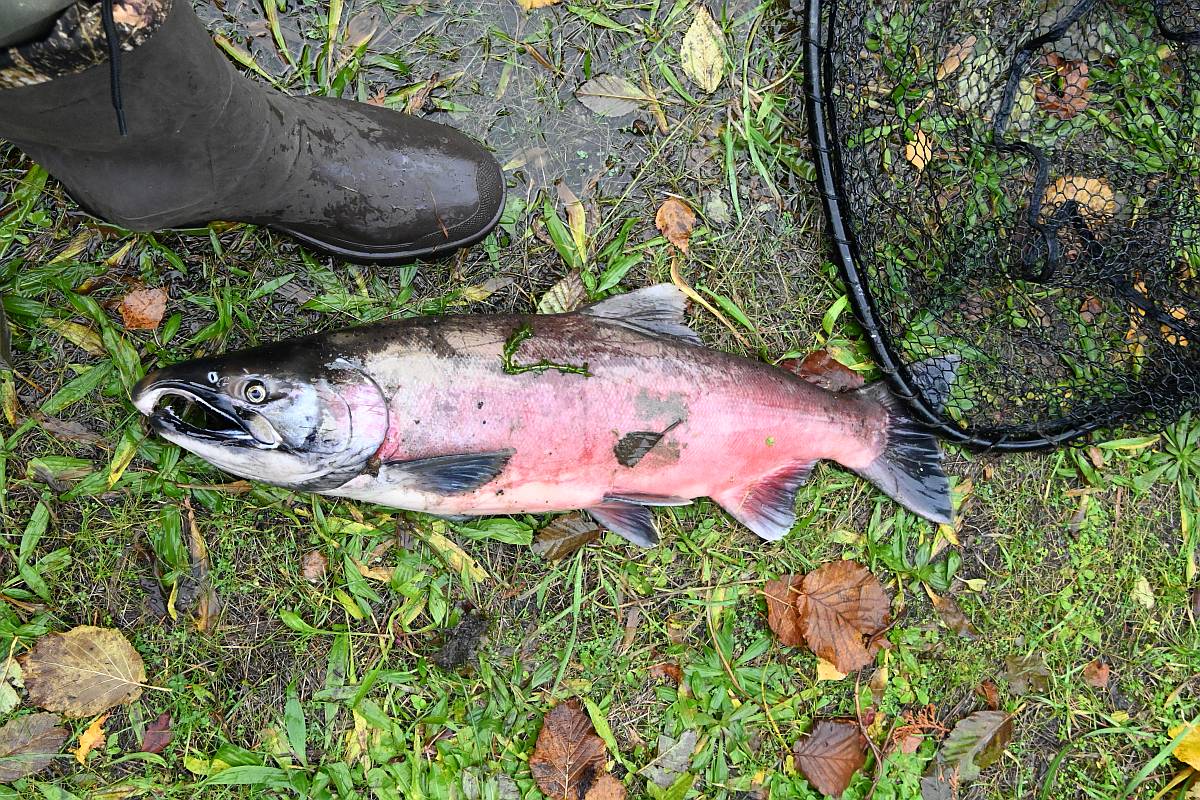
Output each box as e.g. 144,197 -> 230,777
243,381 -> 268,404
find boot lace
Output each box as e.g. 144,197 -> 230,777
100,0 -> 127,135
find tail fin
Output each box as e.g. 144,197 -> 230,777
851,357 -> 960,525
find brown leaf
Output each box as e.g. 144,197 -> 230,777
648,662 -> 683,685
20,626 -> 146,717
976,680 -> 1000,710
930,593 -> 978,638
1042,176 -> 1115,222
35,413 -> 103,445
1004,652 -> 1050,696
937,710 -> 1012,782
529,699 -> 609,800
1079,296 -> 1103,323
140,712 -> 173,754
184,499 -> 219,633
793,719 -> 867,797
763,574 -> 805,648
301,550 -> 328,583
655,198 -> 697,254
533,514 -> 601,562
538,271 -> 588,315
584,773 -> 626,800
118,287 -> 168,331
799,561 -> 890,673
1035,53 -> 1091,120
1082,658 -> 1110,689
74,713 -> 109,764
788,350 -> 865,392
905,128 -> 933,173
0,712 -> 67,782
516,0 -> 559,9
936,35 -> 977,81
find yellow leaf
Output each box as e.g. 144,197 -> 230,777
74,713 -> 109,764
1169,719 -> 1200,771
516,0 -> 558,8
655,197 -> 697,254
936,35 -> 977,81
1042,176 -> 1116,222
424,527 -> 488,582
1131,575 -> 1155,609
816,658 -> 848,681
680,5 -> 725,94
43,319 -> 105,356
904,129 -> 933,172
557,182 -> 588,263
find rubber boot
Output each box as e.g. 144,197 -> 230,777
0,0 -> 505,263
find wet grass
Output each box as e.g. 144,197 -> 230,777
1,0 -> 1199,799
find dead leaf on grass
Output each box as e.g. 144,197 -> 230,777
799,561 -> 890,673
539,271 -> 588,315
140,712 -> 173,754
530,698 -> 618,800
184,499 -> 220,633
929,591 -> 978,638
20,626 -> 146,717
763,574 -> 805,647
1169,718 -> 1200,771
976,680 -> 1000,710
301,550 -> 328,583
639,729 -> 697,789
0,712 -> 67,782
1035,53 -> 1091,120
680,6 -> 725,94
792,719 -> 867,797
118,287 -> 168,331
533,514 -> 601,562
1004,652 -> 1050,696
1082,658 -> 1110,689
905,129 -> 934,172
516,0 -> 559,9
936,34 -> 978,81
655,198 -> 697,255
576,74 -> 648,117
647,662 -> 683,685
1042,175 -> 1116,223
937,710 -> 1012,782
584,773 -> 626,800
74,713 -> 109,764
787,350 -> 865,392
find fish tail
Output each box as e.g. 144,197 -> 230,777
850,356 -> 960,525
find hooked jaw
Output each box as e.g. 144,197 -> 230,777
132,375 -> 282,449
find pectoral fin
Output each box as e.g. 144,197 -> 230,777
379,450 -> 515,494
587,500 -> 660,547
713,461 -> 814,541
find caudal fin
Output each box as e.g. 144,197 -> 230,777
851,357 -> 960,525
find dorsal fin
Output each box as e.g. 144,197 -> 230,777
580,284 -> 701,345
713,461 -> 815,541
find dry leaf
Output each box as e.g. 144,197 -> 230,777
185,500 -> 220,633
0,712 -> 67,782
1042,175 -> 1115,222
929,592 -> 978,638
655,198 -> 697,254
816,658 -> 848,682
680,6 -> 725,94
301,550 -> 328,583
905,129 -> 933,172
576,74 -> 647,117
1082,658 -> 1110,689
1170,719 -> 1200,771
793,719 -> 866,797
1079,296 -> 1104,323
799,561 -> 890,673
976,680 -> 1000,710
555,183 -> 588,265
529,699 -> 610,800
533,514 -> 601,561
516,0 -> 559,9
763,574 -> 805,647
34,413 -> 103,445
1004,652 -> 1050,696
539,271 -> 589,315
788,350 -> 865,392
140,712 -> 173,754
647,662 -> 683,685
20,626 -> 146,717
639,730 -> 697,790
0,657 -> 22,715
936,34 -> 978,81
584,773 -> 625,800
1131,575 -> 1156,608
1035,53 -> 1091,120
118,288 -> 168,331
74,713 -> 109,764
44,319 -> 105,355
937,710 -> 1012,781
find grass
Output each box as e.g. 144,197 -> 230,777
1,0 -> 1199,798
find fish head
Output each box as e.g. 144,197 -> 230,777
132,346 -> 389,490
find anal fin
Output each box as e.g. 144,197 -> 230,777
379,450 -> 514,494
587,500 -> 660,547
604,492 -> 691,507
713,461 -> 814,541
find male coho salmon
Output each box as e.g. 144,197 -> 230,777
132,285 -> 957,545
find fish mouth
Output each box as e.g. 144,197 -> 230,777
133,380 -> 281,449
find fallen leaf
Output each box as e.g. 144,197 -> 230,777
762,574 -> 805,647
639,730 -> 697,789
74,713 -> 109,764
0,657 -> 21,715
20,625 -> 146,717
118,287 -> 168,331
301,550 -> 328,583
799,560 -> 890,673
788,350 -> 865,392
539,271 -> 588,315
937,710 -> 1012,781
0,712 -> 67,782
1004,652 -> 1050,696
1042,176 -> 1116,223
140,712 -> 173,754
1082,658 -> 1110,689
184,499 -> 220,633
1034,53 -> 1091,120
516,0 -> 559,9
647,662 -> 683,685
576,74 -> 648,117
655,197 -> 697,254
816,658 -> 848,682
1079,296 -> 1104,323
976,680 -> 1000,710
555,183 -> 588,265
936,34 -> 978,81
929,592 -> 978,638
43,318 -> 105,355
584,773 -> 626,800
433,610 -> 489,670
1169,719 -> 1200,770
343,8 -> 379,51
792,719 -> 866,797
868,665 -> 888,704
530,699 -> 611,800
920,761 -> 958,800
35,413 -> 103,445
905,129 -> 933,172
1131,575 -> 1156,608
533,514 -> 601,561
680,6 -> 725,94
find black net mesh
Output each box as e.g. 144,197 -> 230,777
804,0 -> 1200,449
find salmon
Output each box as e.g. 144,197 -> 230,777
131,285 -> 957,545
